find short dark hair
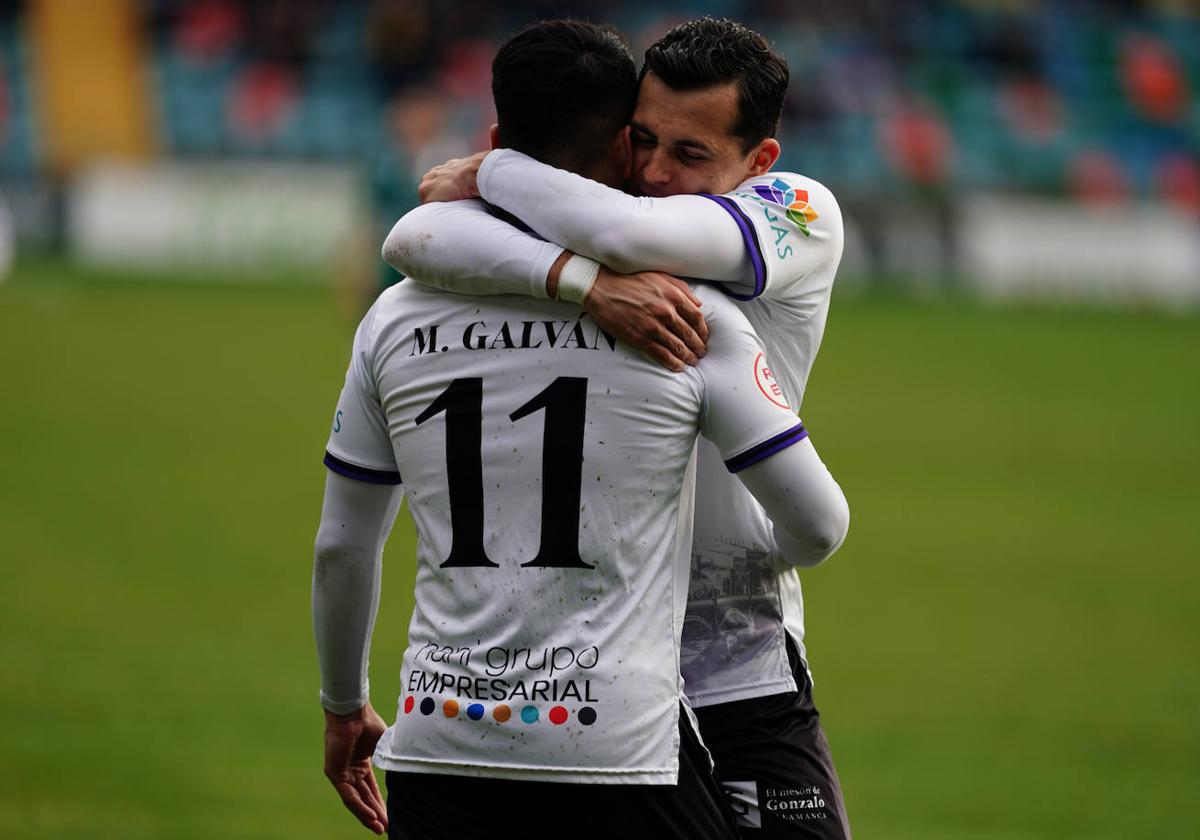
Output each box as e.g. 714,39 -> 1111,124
492,20 -> 638,172
642,17 -> 788,152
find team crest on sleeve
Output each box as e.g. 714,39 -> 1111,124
751,178 -> 819,236
753,352 -> 790,409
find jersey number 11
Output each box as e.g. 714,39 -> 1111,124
415,377 -> 593,570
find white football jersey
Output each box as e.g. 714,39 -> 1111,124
325,281 -> 806,784
684,172 -> 844,706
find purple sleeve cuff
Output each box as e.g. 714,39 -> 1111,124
724,423 -> 808,473
324,451 -> 402,485
698,193 -> 767,301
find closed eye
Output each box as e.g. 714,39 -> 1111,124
631,130 -> 656,148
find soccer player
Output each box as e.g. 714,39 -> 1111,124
384,18 -> 852,838
314,20 -> 849,840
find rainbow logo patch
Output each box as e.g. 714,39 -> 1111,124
752,178 -> 818,236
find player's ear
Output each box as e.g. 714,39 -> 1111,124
745,138 -> 781,178
616,125 -> 632,181
489,123 -> 500,150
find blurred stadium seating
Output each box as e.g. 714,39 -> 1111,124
0,0 -> 1197,299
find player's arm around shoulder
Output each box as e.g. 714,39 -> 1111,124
479,148 -> 751,282
383,193 -> 709,371
381,198 -> 562,299
694,286 -> 849,565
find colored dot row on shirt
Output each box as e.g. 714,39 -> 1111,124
403,695 -> 597,726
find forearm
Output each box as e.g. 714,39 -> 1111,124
382,200 -> 564,299
478,149 -> 751,281
736,437 -> 849,567
312,473 -> 403,713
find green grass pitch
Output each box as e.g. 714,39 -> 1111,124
1,261 -> 1197,838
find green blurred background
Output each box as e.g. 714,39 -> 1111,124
2,0 -> 1200,837
2,262 -> 1197,838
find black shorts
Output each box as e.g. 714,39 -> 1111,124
385,707 -> 739,840
695,638 -> 852,839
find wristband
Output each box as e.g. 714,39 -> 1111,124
556,255 -> 600,304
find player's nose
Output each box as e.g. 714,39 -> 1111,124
639,149 -> 673,190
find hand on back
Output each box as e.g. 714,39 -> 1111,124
584,268 -> 708,372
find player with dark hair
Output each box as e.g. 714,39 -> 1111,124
314,19 -> 850,840
641,16 -> 789,154
491,19 -> 637,179
389,16 -> 854,838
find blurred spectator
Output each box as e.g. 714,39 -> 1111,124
0,60 -> 9,150
879,94 -> 955,187
174,0 -> 242,65
1156,153 -> 1200,217
242,0 -> 326,67
1068,149 -> 1130,206
385,85 -> 470,185
227,62 -> 297,144
998,78 -> 1064,147
360,85 -> 471,302
1119,32 -> 1188,125
975,15 -> 1040,79
366,0 -> 436,92
437,38 -> 494,104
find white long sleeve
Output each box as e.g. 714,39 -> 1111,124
687,285 -> 849,567
735,437 -> 850,567
382,199 -> 563,299
478,149 -> 753,288
312,471 -> 403,714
